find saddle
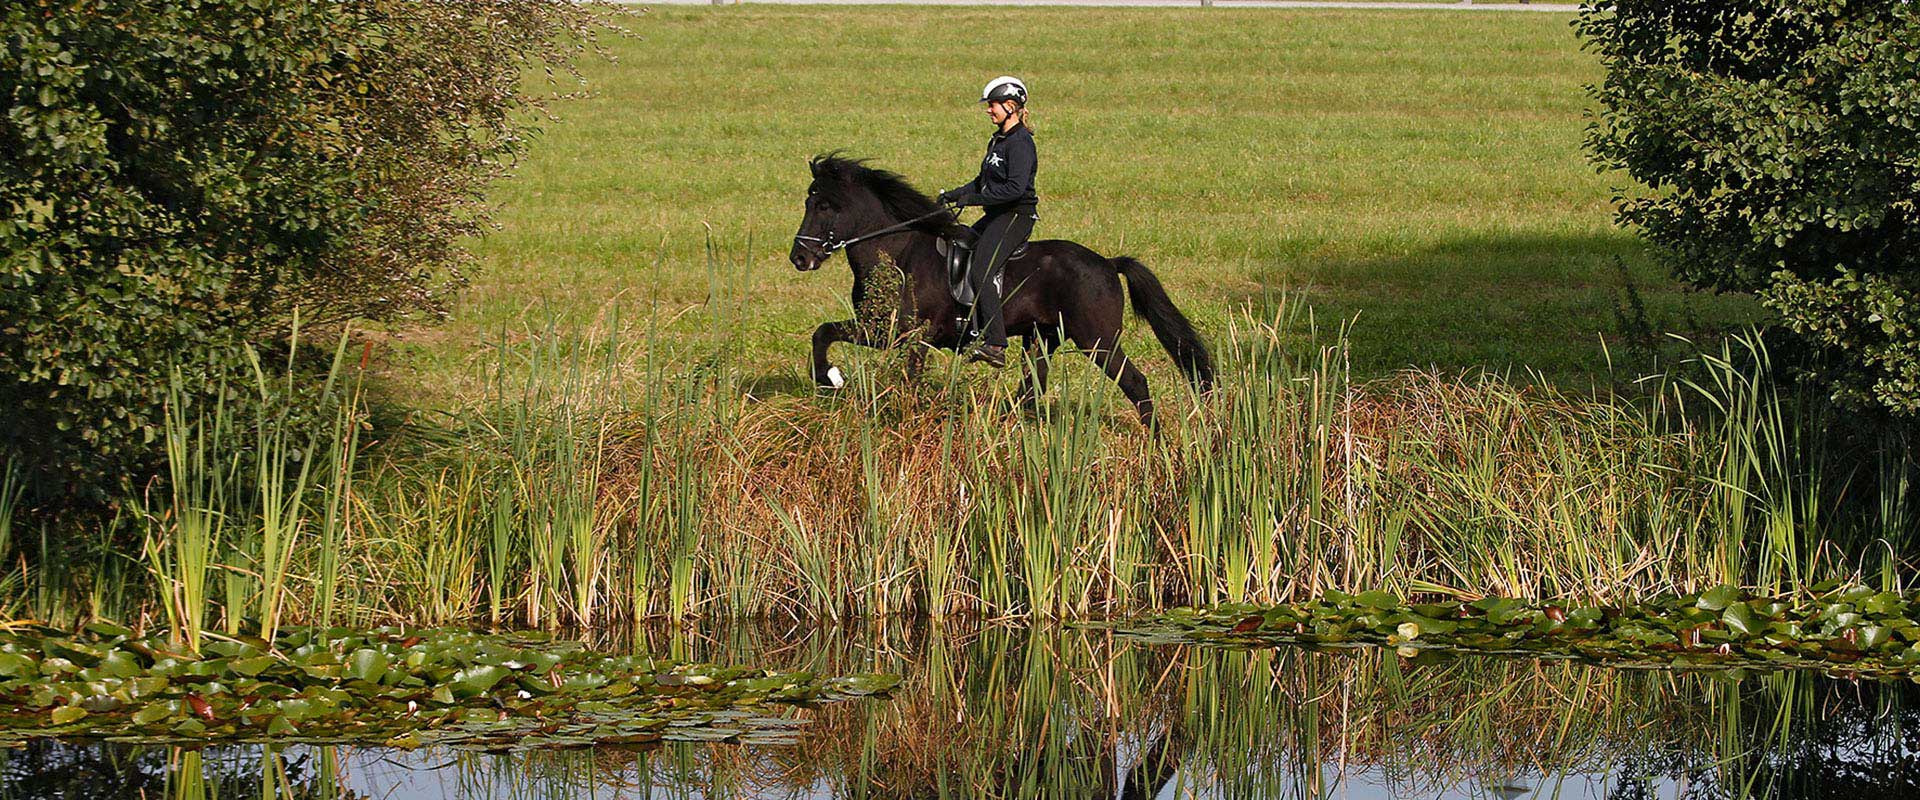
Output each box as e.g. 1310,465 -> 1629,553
935,233 -> 1026,307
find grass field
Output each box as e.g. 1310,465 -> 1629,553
375,5 -> 1756,404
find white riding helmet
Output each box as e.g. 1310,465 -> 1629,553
981,76 -> 1027,106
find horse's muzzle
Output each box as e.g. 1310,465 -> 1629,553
789,246 -> 824,272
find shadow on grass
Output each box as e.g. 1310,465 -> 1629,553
1237,232 -> 1764,383
738,371 -> 818,400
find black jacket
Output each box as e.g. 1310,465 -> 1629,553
946,123 -> 1037,213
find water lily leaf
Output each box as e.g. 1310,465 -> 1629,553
1722,602 -> 1758,635
83,621 -> 133,639
231,656 -> 277,677
1863,592 -> 1902,616
266,715 -> 299,737
1697,585 -> 1741,612
348,648 -> 389,683
131,702 -> 174,725
1355,591 -> 1400,609
0,652 -> 37,678
96,649 -> 142,679
50,705 -> 87,725
1861,626 -> 1892,650
452,665 -> 511,697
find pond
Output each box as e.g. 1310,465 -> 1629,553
3,623 -> 1916,799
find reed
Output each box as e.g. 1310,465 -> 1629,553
142,375 -> 234,653
0,459 -> 20,617
26,296 -> 1916,631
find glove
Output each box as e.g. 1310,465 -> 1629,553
937,189 -> 960,206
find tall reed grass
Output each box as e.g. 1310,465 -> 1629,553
135,331 -> 360,651
14,292 -> 1915,633
200,301 -> 1911,631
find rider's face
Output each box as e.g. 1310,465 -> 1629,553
985,101 -> 1009,125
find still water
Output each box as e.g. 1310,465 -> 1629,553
3,623 -> 1916,799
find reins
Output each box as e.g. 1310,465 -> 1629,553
794,206 -> 955,257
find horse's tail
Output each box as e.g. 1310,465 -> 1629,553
1112,256 -> 1215,392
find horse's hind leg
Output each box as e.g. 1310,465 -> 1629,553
1096,344 -> 1155,427
1069,329 -> 1154,427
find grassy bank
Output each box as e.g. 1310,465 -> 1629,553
385,5 -> 1758,406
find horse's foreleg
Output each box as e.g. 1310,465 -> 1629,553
1015,329 -> 1059,410
811,320 -> 862,389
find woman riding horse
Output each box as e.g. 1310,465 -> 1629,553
936,76 -> 1039,369
787,153 -> 1214,427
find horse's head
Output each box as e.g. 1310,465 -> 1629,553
789,155 -> 861,272
789,154 -> 951,272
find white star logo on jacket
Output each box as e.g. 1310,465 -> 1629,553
986,153 -> 1004,167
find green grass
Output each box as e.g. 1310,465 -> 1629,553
377,6 -> 1756,405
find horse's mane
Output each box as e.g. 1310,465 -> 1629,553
810,153 -> 960,236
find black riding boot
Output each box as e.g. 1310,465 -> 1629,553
966,209 -> 1036,352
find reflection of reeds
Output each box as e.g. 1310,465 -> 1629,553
81,624 -> 1907,798
447,624 -> 1853,799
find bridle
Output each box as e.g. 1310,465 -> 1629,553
793,206 -> 956,260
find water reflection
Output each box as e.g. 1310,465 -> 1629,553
2,624 -> 1916,798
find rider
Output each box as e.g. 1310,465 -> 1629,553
937,76 -> 1037,369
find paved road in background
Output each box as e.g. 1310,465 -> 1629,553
636,0 -> 1582,11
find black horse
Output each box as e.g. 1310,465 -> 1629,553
787,155 -> 1214,425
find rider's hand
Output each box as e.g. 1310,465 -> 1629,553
937,190 -> 957,206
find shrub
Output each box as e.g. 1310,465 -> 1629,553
1,1 -> 607,499
1578,1 -> 1920,413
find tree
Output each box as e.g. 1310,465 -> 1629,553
1579,1 -> 1920,412
1,1 -> 607,498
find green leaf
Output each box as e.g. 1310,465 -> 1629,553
131,702 -> 174,725
51,705 -> 87,725
1697,585 -> 1741,612
452,665 -> 510,697
230,656 -> 276,677
266,715 -> 299,736
0,653 -> 38,678
347,649 -> 389,683
1722,602 -> 1758,635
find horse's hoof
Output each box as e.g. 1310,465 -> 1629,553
819,366 -> 846,390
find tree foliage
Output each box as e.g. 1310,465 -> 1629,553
1,0 -> 606,497
1579,1 -> 1920,413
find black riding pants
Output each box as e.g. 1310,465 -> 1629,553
967,208 -> 1036,349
